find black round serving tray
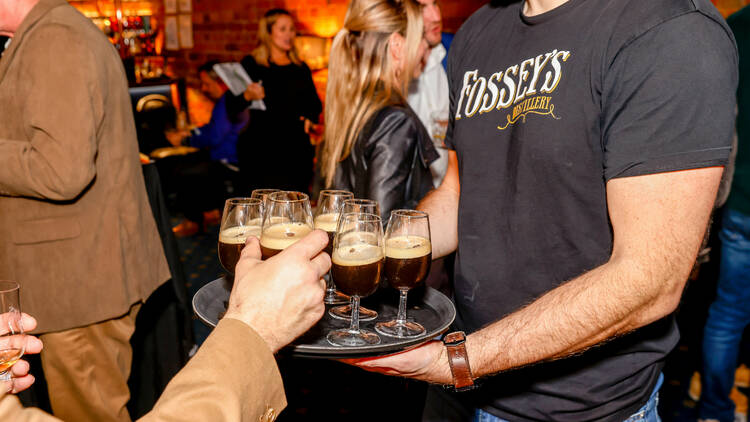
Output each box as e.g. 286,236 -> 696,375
192,277 -> 456,359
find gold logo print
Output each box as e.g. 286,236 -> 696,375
497,95 -> 560,130
455,50 -> 571,132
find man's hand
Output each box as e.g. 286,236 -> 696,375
224,231 -> 330,353
243,82 -> 265,102
341,340 -> 452,385
0,313 -> 43,394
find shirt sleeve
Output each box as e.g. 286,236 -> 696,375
602,11 -> 738,181
0,24 -> 99,200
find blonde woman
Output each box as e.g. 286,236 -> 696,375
227,8 -> 322,194
321,0 -> 438,219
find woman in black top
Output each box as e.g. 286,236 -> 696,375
228,9 -> 322,194
321,0 -> 437,219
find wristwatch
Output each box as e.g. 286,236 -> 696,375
443,331 -> 476,392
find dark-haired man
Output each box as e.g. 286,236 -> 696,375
168,61 -> 250,236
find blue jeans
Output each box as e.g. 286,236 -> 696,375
700,208 -> 750,422
473,373 -> 663,422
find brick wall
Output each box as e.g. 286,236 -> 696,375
72,0 -> 749,86
167,0 -> 486,85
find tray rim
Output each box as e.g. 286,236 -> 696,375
192,277 -> 456,357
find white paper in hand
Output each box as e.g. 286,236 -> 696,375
212,62 -> 266,110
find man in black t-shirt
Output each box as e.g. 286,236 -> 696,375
345,0 -> 738,421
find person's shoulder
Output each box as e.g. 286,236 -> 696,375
26,3 -> 112,58
46,3 -> 108,41
449,2 -> 519,72
374,105 -> 418,130
22,21 -> 89,58
241,54 -> 261,69
296,60 -> 312,72
600,0 -> 732,54
453,1 -> 518,47
361,104 -> 421,148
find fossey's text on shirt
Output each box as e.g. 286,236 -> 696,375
455,49 -> 571,129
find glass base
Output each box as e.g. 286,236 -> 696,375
326,328 -> 380,346
375,319 -> 425,338
329,305 -> 378,321
323,289 -> 350,305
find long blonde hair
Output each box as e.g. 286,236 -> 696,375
321,0 -> 423,187
252,9 -> 302,67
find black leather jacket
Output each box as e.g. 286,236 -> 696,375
333,104 -> 439,219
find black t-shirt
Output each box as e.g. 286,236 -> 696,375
444,0 -> 737,421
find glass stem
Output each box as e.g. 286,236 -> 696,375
397,289 -> 409,324
349,296 -> 360,334
325,272 -> 335,293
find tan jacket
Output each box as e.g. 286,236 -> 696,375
0,319 -> 287,421
0,0 -> 170,333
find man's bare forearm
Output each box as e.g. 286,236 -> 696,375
465,168 -> 722,378
418,151 -> 459,259
465,257 -> 678,377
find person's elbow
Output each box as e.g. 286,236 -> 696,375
634,258 -> 693,328
653,265 -> 692,319
36,165 -> 95,201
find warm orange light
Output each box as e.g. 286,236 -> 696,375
311,17 -> 341,38
68,1 -> 151,18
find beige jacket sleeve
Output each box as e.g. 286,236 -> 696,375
0,395 -> 60,422
0,318 -> 286,422
0,23 -> 99,200
139,318 -> 287,422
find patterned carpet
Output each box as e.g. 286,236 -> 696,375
173,219 -> 225,346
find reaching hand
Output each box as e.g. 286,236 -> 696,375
224,231 -> 330,353
0,313 -> 43,394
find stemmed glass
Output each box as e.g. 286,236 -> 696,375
430,110 -> 450,148
329,198 -> 381,321
314,190 -> 354,305
341,198 -> 380,216
375,210 -> 432,338
260,191 -> 313,260
250,188 -> 280,218
0,281 -> 26,381
218,198 -> 263,275
327,213 -> 384,346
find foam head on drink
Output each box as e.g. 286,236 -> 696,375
331,240 -> 384,297
218,223 -> 262,273
384,235 -> 431,290
314,213 -> 339,255
260,222 -> 313,259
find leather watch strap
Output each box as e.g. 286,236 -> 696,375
444,331 -> 475,391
